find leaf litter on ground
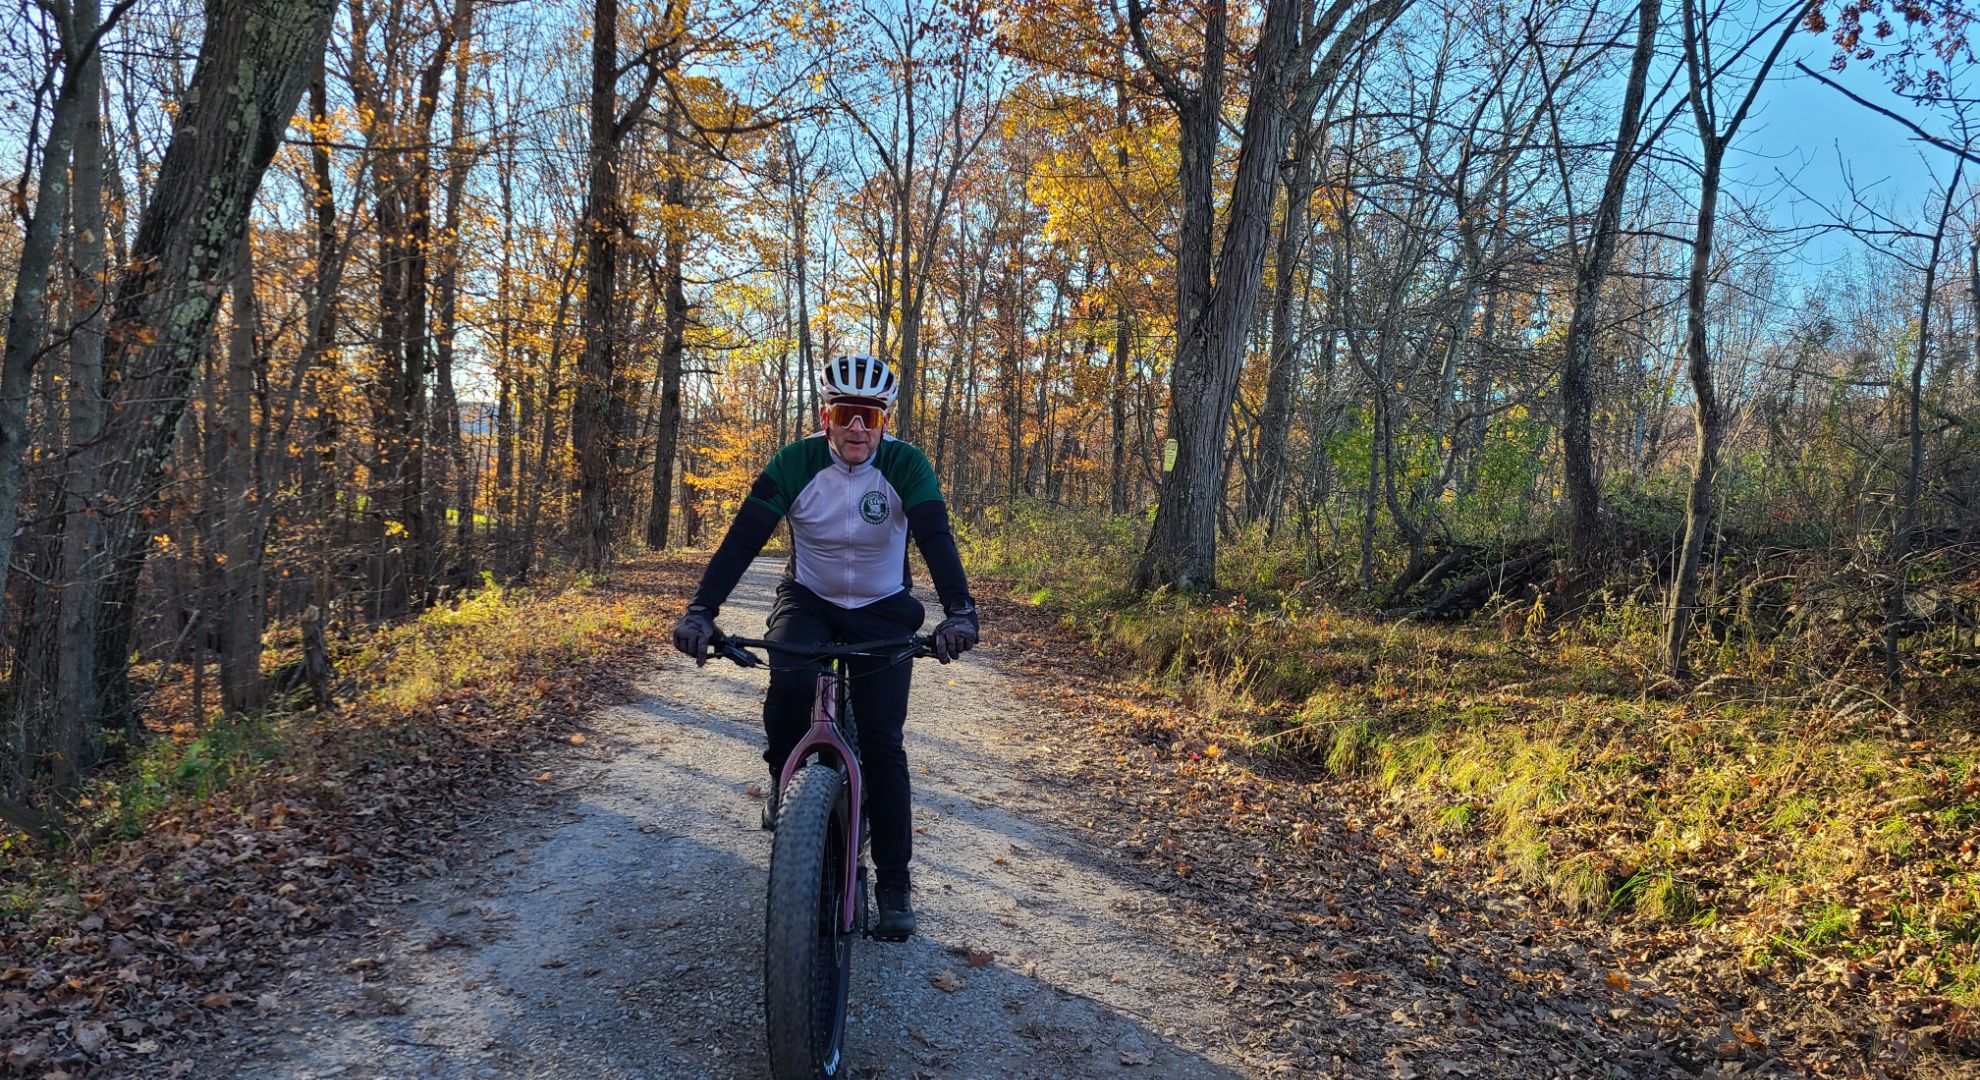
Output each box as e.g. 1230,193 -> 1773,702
0,557 -> 697,1076
975,581 -> 1977,1079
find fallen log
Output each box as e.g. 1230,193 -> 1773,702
1412,551 -> 1553,621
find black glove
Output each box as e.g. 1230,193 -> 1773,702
931,604 -> 979,664
672,606 -> 717,666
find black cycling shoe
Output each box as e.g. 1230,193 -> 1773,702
760,780 -> 780,831
872,880 -> 915,941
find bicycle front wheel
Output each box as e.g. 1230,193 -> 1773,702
764,762 -> 853,1079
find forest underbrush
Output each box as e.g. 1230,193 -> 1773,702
963,501 -> 1980,1029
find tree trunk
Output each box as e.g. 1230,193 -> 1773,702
50,0 -> 110,778
494,137 -> 518,573
0,6 -> 108,638
573,0 -> 623,571
304,75 -> 342,540
1111,302 -> 1131,516
1662,0 -> 1802,674
1661,139 -> 1724,676
521,253 -> 580,579
1134,0 -> 1286,592
1132,0 -> 1408,591
219,241 -> 265,715
645,149 -> 689,550
87,0 -> 339,741
430,0 -> 478,563
1885,164 -> 1963,684
1561,0 -> 1660,569
787,137 -> 814,432
1249,125 -> 1317,528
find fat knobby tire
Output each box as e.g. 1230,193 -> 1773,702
764,763 -> 852,1079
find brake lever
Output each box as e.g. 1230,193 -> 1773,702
714,639 -> 762,668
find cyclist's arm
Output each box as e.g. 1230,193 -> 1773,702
689,473 -> 786,616
907,499 -> 974,618
894,442 -> 973,617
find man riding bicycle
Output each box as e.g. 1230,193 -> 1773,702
670,352 -> 979,941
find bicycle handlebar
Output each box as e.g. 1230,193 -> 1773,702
710,634 -> 933,669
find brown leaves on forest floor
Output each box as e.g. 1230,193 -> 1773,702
0,556 -> 699,1077
974,581 -> 1975,1079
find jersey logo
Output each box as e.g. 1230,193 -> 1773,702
859,490 -> 889,524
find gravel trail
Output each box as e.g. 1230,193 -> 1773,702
216,560 -> 1252,1079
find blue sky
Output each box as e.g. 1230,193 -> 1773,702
1731,34 -> 1967,275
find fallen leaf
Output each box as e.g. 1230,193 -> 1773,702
200,990 -> 240,1009
568,733 -> 586,745
965,951 -> 993,968
71,1020 -> 108,1054
1604,970 -> 1630,990
929,970 -> 964,992
4,1035 -> 48,1069
1119,1049 -> 1153,1066
533,771 -> 552,783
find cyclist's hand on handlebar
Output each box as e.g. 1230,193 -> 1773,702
671,606 -> 718,666
931,607 -> 979,663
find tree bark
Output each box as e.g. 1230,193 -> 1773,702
1560,0 -> 1660,569
1885,163 -> 1963,684
88,0 -> 339,741
1662,0 -> 1804,674
430,0 -> 478,564
1131,0 -> 1410,592
645,141 -> 689,550
1661,138 -> 1725,677
219,240 -> 265,715
50,0 -> 111,780
0,3 -> 127,637
1111,301 -> 1131,516
1133,0 -> 1287,591
1249,123 -> 1318,529
575,0 -> 623,571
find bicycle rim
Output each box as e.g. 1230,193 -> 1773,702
764,763 -> 852,1079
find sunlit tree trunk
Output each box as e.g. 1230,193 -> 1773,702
89,0 -> 339,752
1560,0 -> 1660,570
645,127 -> 689,550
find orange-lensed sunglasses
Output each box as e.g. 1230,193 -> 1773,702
824,400 -> 887,429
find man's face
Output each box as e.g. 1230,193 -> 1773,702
822,397 -> 887,465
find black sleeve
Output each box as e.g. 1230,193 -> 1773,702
906,499 -> 974,618
689,493 -> 782,616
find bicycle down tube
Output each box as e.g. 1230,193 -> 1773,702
716,635 -> 927,935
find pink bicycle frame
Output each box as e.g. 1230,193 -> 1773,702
777,671 -> 864,932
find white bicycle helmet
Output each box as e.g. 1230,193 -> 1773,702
820,352 -> 898,403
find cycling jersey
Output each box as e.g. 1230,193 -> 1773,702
749,434 -> 937,608
689,433 -> 973,620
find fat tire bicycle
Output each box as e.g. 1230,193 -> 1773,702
712,632 -> 934,1080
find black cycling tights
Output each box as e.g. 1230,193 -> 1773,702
762,579 -> 926,886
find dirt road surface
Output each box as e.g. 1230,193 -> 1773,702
201,560 -> 1791,1079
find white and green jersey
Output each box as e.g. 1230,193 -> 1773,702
747,434 -> 943,609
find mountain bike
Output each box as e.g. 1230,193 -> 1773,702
712,632 -> 933,1080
